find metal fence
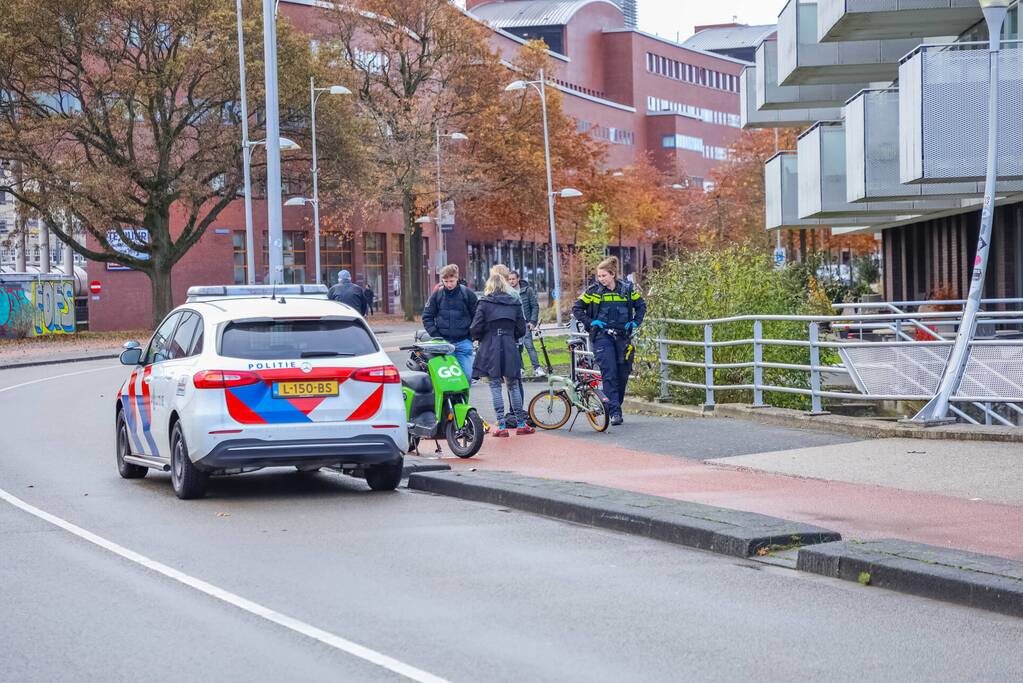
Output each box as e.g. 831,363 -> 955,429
649,298 -> 1023,426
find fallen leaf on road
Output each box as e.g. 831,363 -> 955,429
216,512 -> 230,517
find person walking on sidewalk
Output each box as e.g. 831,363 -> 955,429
470,271 -> 535,437
364,284 -> 375,315
328,270 -> 368,316
508,271 -> 544,378
422,264 -> 478,380
572,256 -> 646,426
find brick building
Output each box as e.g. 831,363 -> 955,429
87,0 -> 750,330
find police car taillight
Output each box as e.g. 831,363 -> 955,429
351,366 -> 401,384
193,370 -> 262,389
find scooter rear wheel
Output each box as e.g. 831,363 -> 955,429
445,409 -> 484,458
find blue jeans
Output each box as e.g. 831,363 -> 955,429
489,378 -> 524,428
450,338 -> 474,380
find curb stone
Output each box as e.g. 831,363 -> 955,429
401,456 -> 451,478
797,539 -> 1023,618
0,352 -> 121,371
623,398 -> 1023,444
407,469 -> 840,558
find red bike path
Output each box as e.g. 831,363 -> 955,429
442,431 -> 1023,561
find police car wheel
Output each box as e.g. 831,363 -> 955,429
116,410 -> 148,479
170,422 -> 208,500
365,457 -> 404,491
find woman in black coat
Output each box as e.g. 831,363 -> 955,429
470,272 -> 534,437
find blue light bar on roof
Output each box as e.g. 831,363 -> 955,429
185,284 -> 329,302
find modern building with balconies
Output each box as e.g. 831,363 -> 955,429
751,0 -> 1023,302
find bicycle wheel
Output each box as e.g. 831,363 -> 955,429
528,390 -> 572,430
581,387 -> 610,432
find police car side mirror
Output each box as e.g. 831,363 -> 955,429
120,347 -> 143,366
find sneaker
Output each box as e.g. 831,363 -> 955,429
494,428 -> 510,438
610,414 -> 624,426
533,367 -> 547,377
515,425 -> 536,435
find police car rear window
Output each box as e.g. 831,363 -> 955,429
220,319 -> 378,360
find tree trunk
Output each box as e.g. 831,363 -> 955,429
400,189 -> 424,322
147,262 -> 174,329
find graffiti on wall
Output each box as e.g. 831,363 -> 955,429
0,285 -> 34,339
0,278 -> 76,339
32,280 -> 76,336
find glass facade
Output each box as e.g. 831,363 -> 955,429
261,231 -> 306,284
365,233 -> 386,312
232,231 -> 247,285
320,233 -> 353,286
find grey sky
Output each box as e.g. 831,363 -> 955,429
637,0 -> 784,42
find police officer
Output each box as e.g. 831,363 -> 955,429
572,256 -> 646,426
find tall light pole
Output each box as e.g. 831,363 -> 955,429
235,0 -> 256,284
506,69 -> 578,325
914,0 -> 1009,422
435,127 -> 467,275
309,79 -> 352,285
262,0 -> 284,284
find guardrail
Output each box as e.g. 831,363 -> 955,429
648,302 -> 1023,427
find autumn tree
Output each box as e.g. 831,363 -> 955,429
0,0 -> 313,325
320,0 -> 503,318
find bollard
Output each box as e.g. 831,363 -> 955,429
704,324 -> 715,409
752,320 -> 764,408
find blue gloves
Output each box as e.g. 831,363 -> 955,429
591,320 -> 606,330
625,322 -> 639,333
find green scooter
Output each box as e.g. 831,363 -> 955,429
399,334 -> 484,458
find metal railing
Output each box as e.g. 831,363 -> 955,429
649,300 -> 1023,426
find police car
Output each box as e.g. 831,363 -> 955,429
114,285 -> 407,499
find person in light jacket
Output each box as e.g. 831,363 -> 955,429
470,271 -> 534,437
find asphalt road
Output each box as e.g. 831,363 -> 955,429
2,359 -> 1022,682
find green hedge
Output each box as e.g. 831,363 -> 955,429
633,247 -> 836,410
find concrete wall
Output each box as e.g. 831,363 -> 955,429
0,274 -> 76,339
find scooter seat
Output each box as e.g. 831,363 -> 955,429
400,371 -> 433,394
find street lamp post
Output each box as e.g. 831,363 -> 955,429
262,0 -> 284,285
506,69 -> 578,325
309,79 -> 352,285
434,127 -> 467,276
914,0 -> 1009,422
234,0 -> 256,284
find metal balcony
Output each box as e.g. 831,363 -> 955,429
818,0 -> 982,42
741,66 -> 842,128
900,43 -> 1023,184
754,40 -> 863,111
777,0 -> 921,86
765,152 -> 884,230
843,88 -> 1023,202
797,121 -> 934,220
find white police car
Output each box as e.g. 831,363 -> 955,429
115,285 -> 407,499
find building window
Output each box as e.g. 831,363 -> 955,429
365,232 -> 386,311
261,230 -> 306,283
320,233 -> 353,286
662,134 -> 704,152
232,231 -> 248,284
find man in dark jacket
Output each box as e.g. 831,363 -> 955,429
364,285 -> 375,315
328,270 -> 368,316
508,271 -> 543,377
422,264 -> 478,379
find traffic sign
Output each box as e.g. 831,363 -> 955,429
89,280 -> 102,294
773,248 -> 786,267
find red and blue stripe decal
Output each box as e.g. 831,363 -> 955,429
223,368 -> 383,425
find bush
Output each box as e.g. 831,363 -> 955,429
633,246 -> 836,409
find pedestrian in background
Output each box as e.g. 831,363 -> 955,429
470,271 -> 534,437
422,264 -> 478,379
328,270 -> 368,316
572,256 -> 646,426
508,271 -> 543,377
364,284 -> 375,315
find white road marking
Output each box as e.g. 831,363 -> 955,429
0,363 -> 449,682
0,364 -> 121,394
0,487 -> 449,683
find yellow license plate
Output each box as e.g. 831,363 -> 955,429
272,380 -> 339,398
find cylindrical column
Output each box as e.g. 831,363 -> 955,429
703,324 -> 715,408
63,242 -> 73,276
262,0 -> 284,285
752,320 -> 764,407
658,321 -> 669,401
39,222 -> 50,273
809,322 -> 823,414
236,0 -> 256,285
311,77 -> 322,285
539,69 -> 562,325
